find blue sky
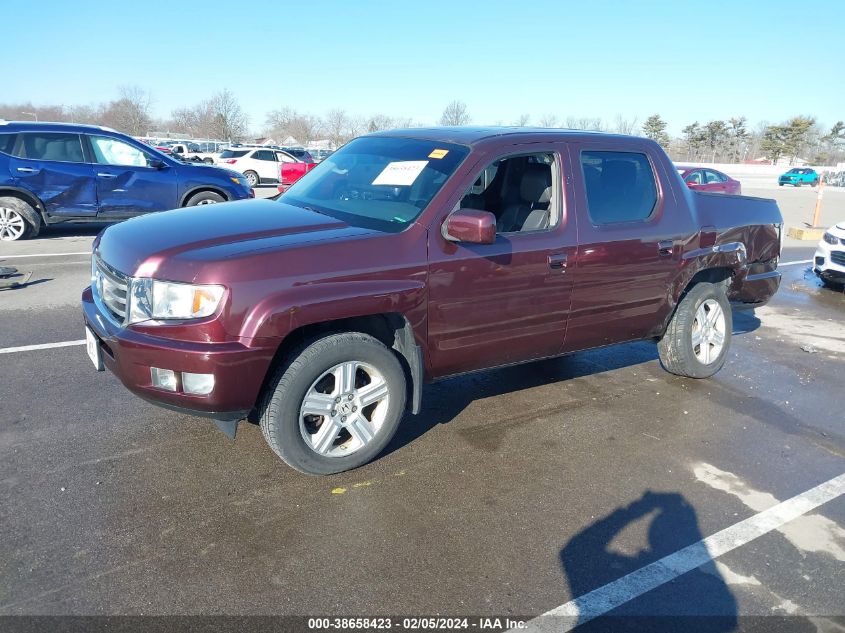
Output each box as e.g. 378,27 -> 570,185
4,0 -> 843,134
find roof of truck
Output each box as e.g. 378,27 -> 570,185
373,126 -> 642,146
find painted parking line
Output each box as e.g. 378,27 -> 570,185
778,259 -> 813,267
0,340 -> 85,355
0,252 -> 90,259
519,471 -> 845,632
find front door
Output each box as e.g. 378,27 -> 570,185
427,148 -> 577,378
8,132 -> 97,218
87,135 -> 178,218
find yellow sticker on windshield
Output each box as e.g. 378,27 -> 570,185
428,149 -> 449,159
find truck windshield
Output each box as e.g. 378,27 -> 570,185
281,136 -> 469,232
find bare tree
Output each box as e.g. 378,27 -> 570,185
439,100 -> 470,126
266,107 -> 321,145
613,114 -> 639,136
538,113 -> 559,127
565,116 -> 604,131
205,89 -> 248,142
514,113 -> 530,126
324,109 -> 351,148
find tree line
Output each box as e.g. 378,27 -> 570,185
2,88 -> 842,164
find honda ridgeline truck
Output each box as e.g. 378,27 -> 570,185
82,128 -> 783,474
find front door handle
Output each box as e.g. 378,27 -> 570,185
16,167 -> 38,173
97,173 -> 118,179
548,253 -> 568,270
658,240 -> 674,256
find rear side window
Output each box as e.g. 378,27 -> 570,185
219,149 -> 248,159
580,151 -> 657,224
15,133 -> 85,163
705,170 -> 726,183
253,150 -> 275,161
0,133 -> 16,155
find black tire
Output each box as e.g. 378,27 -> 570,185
185,191 -> 225,206
778,183 -> 784,186
794,181 -> 801,187
243,171 -> 259,187
657,282 -> 732,379
258,332 -> 407,475
0,196 -> 40,241
203,158 -> 214,164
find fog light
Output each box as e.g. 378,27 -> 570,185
182,372 -> 215,395
150,367 -> 178,392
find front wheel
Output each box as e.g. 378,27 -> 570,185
258,333 -> 407,475
243,170 -> 259,187
658,282 -> 732,378
186,191 -> 225,206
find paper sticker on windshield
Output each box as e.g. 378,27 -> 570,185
428,149 -> 449,159
372,161 -> 428,186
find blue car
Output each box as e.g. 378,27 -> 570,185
0,121 -> 253,241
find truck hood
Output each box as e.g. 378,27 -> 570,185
96,199 -> 376,277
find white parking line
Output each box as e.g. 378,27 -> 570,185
778,259 -> 813,267
0,252 -> 90,259
0,340 -> 85,355
519,471 -> 845,632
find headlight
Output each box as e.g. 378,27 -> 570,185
127,278 -> 225,324
823,232 -> 839,245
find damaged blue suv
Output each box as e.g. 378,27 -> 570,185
0,121 -> 253,241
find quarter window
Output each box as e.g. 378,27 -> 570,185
581,151 -> 657,224
90,136 -> 152,167
15,133 -> 85,163
0,133 -> 16,155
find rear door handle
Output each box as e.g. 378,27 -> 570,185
658,240 -> 674,256
16,167 -> 38,173
97,173 -> 118,179
548,253 -> 568,270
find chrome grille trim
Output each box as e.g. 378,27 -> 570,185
93,255 -> 129,324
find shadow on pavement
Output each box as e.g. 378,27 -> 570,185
560,491 -> 737,632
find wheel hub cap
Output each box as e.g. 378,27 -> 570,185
0,208 -> 26,241
692,299 -> 726,365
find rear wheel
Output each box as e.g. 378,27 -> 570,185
244,171 -> 259,187
658,282 -> 732,378
185,191 -> 225,206
258,332 -> 407,475
0,197 -> 39,241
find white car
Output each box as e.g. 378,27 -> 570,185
814,222 -> 845,287
216,147 -> 298,186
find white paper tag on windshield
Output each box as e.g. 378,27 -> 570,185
372,161 -> 428,186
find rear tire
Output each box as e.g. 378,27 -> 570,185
658,282 -> 732,379
258,332 -> 407,475
244,171 -> 259,187
0,196 -> 40,241
185,191 -> 225,206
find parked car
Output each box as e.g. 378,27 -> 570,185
814,222 -> 845,287
0,121 -> 254,240
778,167 -> 819,187
217,147 -> 301,186
277,157 -> 319,191
676,166 -> 741,195
82,127 -> 783,474
168,143 -> 218,164
281,147 -> 315,163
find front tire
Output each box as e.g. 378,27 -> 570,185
258,333 -> 407,475
658,282 -> 732,378
185,191 -> 225,206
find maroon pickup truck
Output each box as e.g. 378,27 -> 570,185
82,128 -> 783,474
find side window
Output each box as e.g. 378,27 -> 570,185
0,133 -> 17,155
705,170 -> 726,183
90,136 -> 152,167
580,150 -> 657,224
459,152 -> 558,234
275,151 -> 295,163
684,170 -> 703,185
254,150 -> 274,161
15,133 -> 85,163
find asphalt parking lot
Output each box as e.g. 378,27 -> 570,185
1,185 -> 844,630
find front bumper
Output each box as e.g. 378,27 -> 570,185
82,286 -> 276,420
814,242 -> 845,280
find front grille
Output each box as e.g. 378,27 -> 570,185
94,256 -> 128,323
831,251 -> 845,266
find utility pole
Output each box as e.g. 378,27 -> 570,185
21,112 -> 38,121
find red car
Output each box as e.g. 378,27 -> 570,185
277,159 -> 318,192
677,166 -> 741,195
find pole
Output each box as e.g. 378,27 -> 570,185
811,172 -> 825,228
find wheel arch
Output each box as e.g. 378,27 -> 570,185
0,187 -> 45,233
252,312 -> 424,420
180,186 -> 229,206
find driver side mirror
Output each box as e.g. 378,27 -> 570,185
443,209 -> 496,244
149,159 -> 167,170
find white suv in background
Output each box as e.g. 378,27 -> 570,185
217,147 -> 298,186
815,222 -> 845,288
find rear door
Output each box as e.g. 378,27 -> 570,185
87,134 -> 179,218
703,169 -> 728,193
8,132 -> 97,218
564,142 -> 696,352
252,149 -> 279,181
